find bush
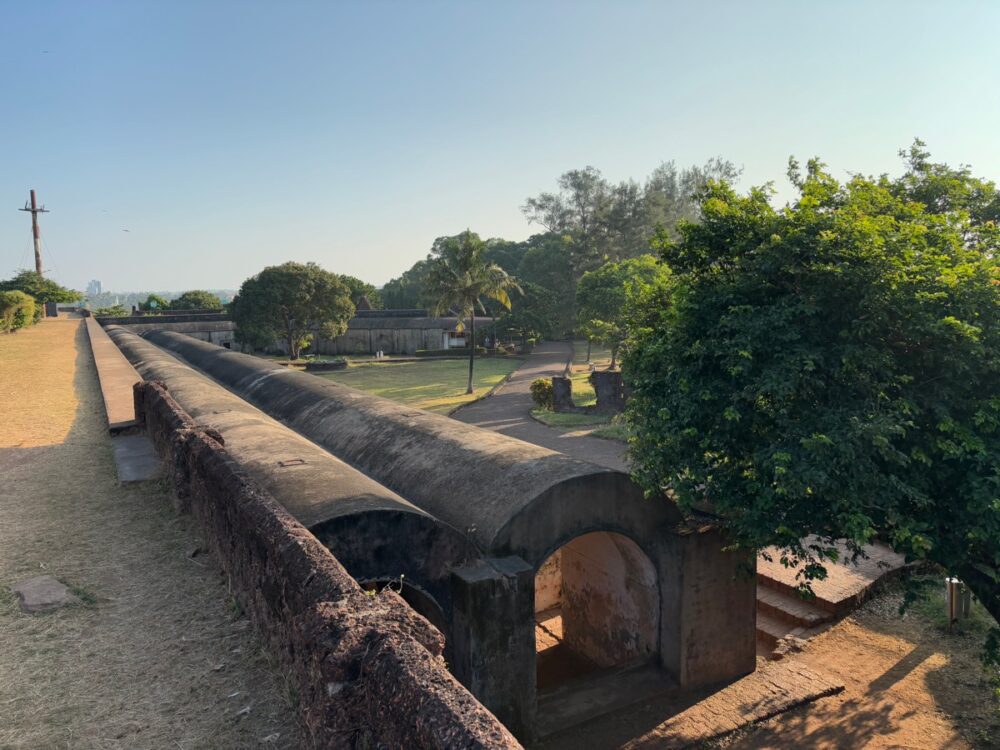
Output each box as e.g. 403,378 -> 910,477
414,347 -> 486,357
0,290 -> 36,333
94,304 -> 128,317
530,378 -> 554,409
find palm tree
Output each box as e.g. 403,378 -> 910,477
425,231 -> 520,394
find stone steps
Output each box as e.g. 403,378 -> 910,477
756,610 -> 802,649
757,585 -> 833,629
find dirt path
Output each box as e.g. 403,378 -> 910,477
725,589 -> 998,749
0,317 -> 303,749
452,341 -> 628,471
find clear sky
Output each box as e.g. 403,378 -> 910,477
2,1 -> 998,292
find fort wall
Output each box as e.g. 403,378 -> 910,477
134,380 -> 520,749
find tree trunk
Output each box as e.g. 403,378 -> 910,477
466,315 -> 475,394
610,343 -> 618,370
586,337 -> 592,362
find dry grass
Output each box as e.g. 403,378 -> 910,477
0,317 -> 303,749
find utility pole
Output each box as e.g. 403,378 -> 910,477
18,189 -> 48,276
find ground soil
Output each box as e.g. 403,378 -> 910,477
722,586 -> 1000,750
0,317 -> 303,749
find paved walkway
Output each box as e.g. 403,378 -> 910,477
452,341 -> 628,471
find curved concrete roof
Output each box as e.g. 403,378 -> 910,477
140,330 -> 685,565
105,326 -> 479,611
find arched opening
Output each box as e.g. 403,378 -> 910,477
535,531 -> 660,692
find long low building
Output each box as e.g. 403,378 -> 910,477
316,308 -> 494,356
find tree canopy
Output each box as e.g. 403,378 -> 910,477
337,275 -> 381,310
577,255 -> 671,368
0,270 -> 81,305
424,231 -> 519,393
138,294 -> 169,311
231,262 -> 355,360
168,290 -> 223,310
623,147 -> 1000,636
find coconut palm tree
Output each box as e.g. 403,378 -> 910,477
425,231 -> 520,394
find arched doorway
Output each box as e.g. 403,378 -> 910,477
535,531 -> 660,692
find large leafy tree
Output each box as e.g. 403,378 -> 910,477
339,275 -> 381,309
497,281 -> 559,350
168,290 -> 223,310
138,293 -> 169,311
380,258 -> 433,309
577,255 -> 671,368
424,231 -> 520,394
0,270 -> 81,307
231,262 -> 355,360
624,149 -> 1000,632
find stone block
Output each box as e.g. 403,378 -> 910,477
12,575 -> 79,613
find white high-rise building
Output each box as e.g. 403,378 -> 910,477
86,279 -> 103,296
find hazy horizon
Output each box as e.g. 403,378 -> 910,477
3,1 -> 998,293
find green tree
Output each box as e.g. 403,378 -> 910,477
168,290 -> 223,310
577,255 -> 670,368
338,275 -> 381,309
497,281 -> 558,350
380,258 -> 433,309
0,291 -> 36,332
231,262 -> 355,360
138,293 -> 169,311
0,270 -> 81,321
424,231 -> 520,394
624,150 -> 1000,634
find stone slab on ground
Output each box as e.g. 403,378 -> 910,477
84,316 -> 141,432
758,537 -> 907,614
110,433 -> 160,482
621,661 -> 843,749
11,575 -> 80,613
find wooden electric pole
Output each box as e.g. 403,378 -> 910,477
18,189 -> 48,276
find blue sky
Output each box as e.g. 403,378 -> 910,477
1,1 -> 998,292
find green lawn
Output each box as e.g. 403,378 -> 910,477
571,338 -> 612,367
319,357 -> 523,414
530,408 -> 629,442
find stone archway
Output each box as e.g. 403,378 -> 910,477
534,531 -> 660,692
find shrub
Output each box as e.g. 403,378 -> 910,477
530,378 -> 554,409
0,290 -> 36,333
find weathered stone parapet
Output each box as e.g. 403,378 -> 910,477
135,381 -> 521,749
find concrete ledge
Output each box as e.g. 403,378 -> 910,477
84,316 -> 141,432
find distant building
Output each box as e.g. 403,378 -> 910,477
317,309 -> 492,355
86,279 -> 103,296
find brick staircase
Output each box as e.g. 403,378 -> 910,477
756,539 -> 907,657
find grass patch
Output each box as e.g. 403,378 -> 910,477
570,369 -> 596,407
571,338 -> 612,367
320,357 -> 523,413
63,581 -> 98,607
904,571 -> 996,637
530,409 -> 629,442
591,422 -> 629,441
